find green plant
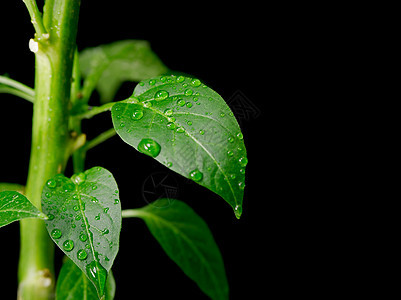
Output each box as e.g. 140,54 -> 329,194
0,1 -> 247,299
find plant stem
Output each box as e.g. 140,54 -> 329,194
22,0 -> 47,38
82,128 -> 117,152
74,102 -> 116,120
0,76 -> 35,99
18,0 -> 81,299
0,87 -> 35,103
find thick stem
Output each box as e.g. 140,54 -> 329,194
18,1 -> 81,299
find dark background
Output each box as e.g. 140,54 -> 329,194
0,1 -> 275,299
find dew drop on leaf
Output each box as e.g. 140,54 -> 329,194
46,179 -> 57,189
154,90 -> 169,101
62,240 -> 74,252
138,138 -> 161,158
177,75 -> 185,83
177,99 -> 185,107
184,89 -> 193,96
190,78 -> 201,87
71,173 -> 86,185
189,169 -> 203,182
239,157 -> 248,167
166,122 -> 176,130
51,229 -> 62,239
186,102 -> 193,108
131,108 -> 144,120
77,249 -> 88,261
238,182 -> 245,190
79,234 -> 88,242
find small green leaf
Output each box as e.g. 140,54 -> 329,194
41,167 -> 122,297
80,40 -> 168,103
126,199 -> 229,300
56,257 -> 116,300
111,75 -> 247,218
0,183 -> 25,194
0,191 -> 46,228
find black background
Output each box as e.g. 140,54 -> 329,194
0,1 -> 274,299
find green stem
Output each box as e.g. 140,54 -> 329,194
74,102 -> 115,120
18,0 -> 81,299
0,76 -> 35,99
121,209 -> 145,218
82,128 -> 117,151
22,0 -> 48,38
0,87 -> 35,103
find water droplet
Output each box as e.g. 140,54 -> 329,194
177,76 -> 185,83
79,234 -> 88,242
184,89 -> 193,96
164,108 -> 173,116
45,192 -> 51,198
186,102 -> 193,108
47,214 -> 55,220
104,207 -> 109,213
101,229 -> 109,235
154,90 -> 169,101
168,116 -> 176,122
239,157 -> 248,167
131,108 -> 144,120
237,132 -> 243,140
143,101 -> 152,108
227,150 -> 234,157
120,122 -> 125,128
176,127 -> 185,133
193,97 -> 198,102
230,174 -> 236,179
189,169 -> 203,182
228,137 -> 234,143
238,182 -> 245,190
138,138 -> 161,158
46,179 -> 57,189
149,79 -> 156,85
71,224 -> 76,229
86,261 -> 107,296
71,173 -> 86,185
51,229 -> 62,239
177,99 -> 185,107
234,205 -> 242,219
167,162 -> 173,168
72,205 -> 79,211
166,122 -> 176,130
77,249 -> 88,260
62,240 -> 74,252
187,121 -> 193,126
190,78 -> 201,87
240,169 -> 245,174
199,130 -> 205,135
114,199 -> 120,205
220,112 -> 225,117
160,76 -> 167,82
139,82 -> 145,86
75,215 -> 81,221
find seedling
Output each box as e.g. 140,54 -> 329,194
0,1 -> 247,299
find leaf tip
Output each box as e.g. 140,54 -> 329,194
234,205 -> 242,219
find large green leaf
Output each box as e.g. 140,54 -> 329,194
0,191 -> 46,228
41,167 -> 121,297
111,75 -> 247,218
80,40 -> 168,103
124,199 -> 228,300
56,257 -> 116,300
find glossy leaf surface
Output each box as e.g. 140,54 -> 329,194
111,75 -> 247,217
0,191 -> 46,228
129,199 -> 228,300
56,257 -> 115,300
42,167 -> 121,297
80,40 -> 168,102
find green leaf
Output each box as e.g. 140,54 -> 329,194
56,257 -> 116,300
0,183 -> 25,194
125,199 -> 229,300
80,40 -> 168,103
0,191 -> 46,228
41,167 -> 122,298
111,75 -> 247,218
